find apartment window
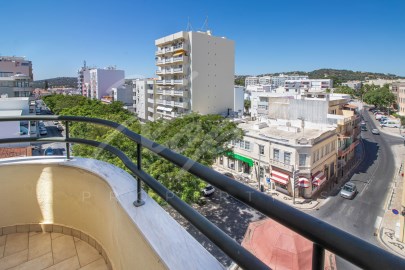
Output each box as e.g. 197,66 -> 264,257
259,167 -> 264,178
259,145 -> 265,155
299,154 -> 307,166
244,141 -> 251,151
273,149 -> 280,160
240,140 -> 245,149
284,152 -> 291,165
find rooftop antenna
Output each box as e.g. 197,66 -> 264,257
186,17 -> 193,32
201,16 -> 209,32
83,60 -> 86,69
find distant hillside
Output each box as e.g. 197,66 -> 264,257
237,69 -> 405,86
33,77 -> 77,89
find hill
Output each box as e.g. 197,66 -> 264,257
236,69 -> 405,86
33,77 -> 77,89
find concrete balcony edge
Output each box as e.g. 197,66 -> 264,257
0,156 -> 224,270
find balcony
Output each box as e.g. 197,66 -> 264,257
147,89 -> 154,94
174,79 -> 184,85
269,158 -> 294,172
148,107 -> 154,113
147,98 -> 154,103
148,115 -> 154,121
173,56 -> 184,63
0,115 -> 404,270
173,67 -> 184,73
173,43 -> 184,51
174,101 -> 189,108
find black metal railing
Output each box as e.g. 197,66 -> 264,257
0,115 -> 405,270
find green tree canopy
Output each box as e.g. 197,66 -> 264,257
43,95 -> 243,204
363,85 -> 396,109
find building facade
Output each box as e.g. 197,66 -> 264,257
284,79 -> 333,93
245,77 -> 259,87
154,30 -> 234,120
134,79 -> 155,122
82,67 -> 125,100
0,56 -> 33,97
216,120 -> 337,198
396,83 -> 405,116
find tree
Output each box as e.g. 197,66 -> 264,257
43,95 -> 243,204
244,99 -> 251,114
333,85 -> 355,97
363,85 -> 396,109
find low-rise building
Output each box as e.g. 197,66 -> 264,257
342,81 -> 363,91
217,119 -> 337,198
0,56 -> 33,97
396,82 -> 405,116
284,79 -> 333,93
245,76 -> 259,87
82,67 -> 125,100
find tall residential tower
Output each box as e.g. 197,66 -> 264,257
153,30 -> 234,120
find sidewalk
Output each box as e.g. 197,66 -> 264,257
212,165 -> 327,211
368,111 -> 405,257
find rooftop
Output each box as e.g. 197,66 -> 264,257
238,120 -> 335,143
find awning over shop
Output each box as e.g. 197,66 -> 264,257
312,171 -> 326,186
271,170 -> 289,185
298,177 -> 310,188
173,50 -> 185,56
225,151 -> 254,167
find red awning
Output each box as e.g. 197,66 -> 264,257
312,171 -> 326,186
298,177 -> 310,188
271,170 -> 289,185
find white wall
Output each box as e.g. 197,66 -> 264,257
234,86 -> 244,116
189,32 -> 234,115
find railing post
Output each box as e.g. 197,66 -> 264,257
133,143 -> 145,207
312,243 -> 325,270
65,121 -> 70,160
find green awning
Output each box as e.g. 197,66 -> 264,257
226,151 -> 254,167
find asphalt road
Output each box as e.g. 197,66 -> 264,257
310,108 -> 404,269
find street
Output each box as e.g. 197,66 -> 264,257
309,109 -> 404,269
32,100 -> 67,156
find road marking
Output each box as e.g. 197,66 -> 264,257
374,216 -> 383,229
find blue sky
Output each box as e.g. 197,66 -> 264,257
1,0 -> 404,80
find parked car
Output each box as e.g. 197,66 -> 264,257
340,182 -> 357,199
53,121 -> 59,125
202,185 -> 215,196
381,120 -> 400,128
361,126 -> 368,131
371,128 -> 380,135
39,128 -> 47,136
57,124 -> 64,131
44,148 -> 54,156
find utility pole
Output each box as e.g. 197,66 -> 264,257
292,166 -> 295,204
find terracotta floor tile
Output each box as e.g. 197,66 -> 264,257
4,233 -> 28,257
29,233 -> 52,260
75,240 -> 102,267
9,252 -> 53,270
51,235 -> 76,264
44,256 -> 80,270
0,249 -> 28,270
78,258 -> 108,270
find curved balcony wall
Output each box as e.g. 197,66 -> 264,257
0,157 -> 223,270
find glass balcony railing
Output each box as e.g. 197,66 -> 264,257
0,115 -> 404,270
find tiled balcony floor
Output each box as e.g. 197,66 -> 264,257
0,232 -> 108,270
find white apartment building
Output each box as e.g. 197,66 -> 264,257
245,77 -> 259,87
0,97 -> 37,147
271,74 -> 309,87
134,79 -> 155,122
0,56 -> 33,97
234,86 -> 244,117
246,84 -> 273,93
112,85 -> 133,106
82,67 -> 125,100
258,76 -> 271,85
154,30 -> 234,120
284,79 -> 333,93
342,81 -> 363,90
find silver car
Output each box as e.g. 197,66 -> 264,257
340,182 -> 357,199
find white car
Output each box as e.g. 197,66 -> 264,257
371,128 -> 380,135
202,185 -> 215,196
